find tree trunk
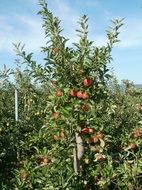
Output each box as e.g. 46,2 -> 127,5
73,132 -> 84,174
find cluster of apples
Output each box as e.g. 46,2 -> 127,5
82,129 -> 104,144
70,90 -> 89,100
80,123 -> 106,161
69,78 -> 93,100
126,128 -> 142,151
132,128 -> 141,139
84,152 -> 106,164
37,155 -> 51,166
53,129 -> 67,142
55,78 -> 93,99
53,78 -> 93,118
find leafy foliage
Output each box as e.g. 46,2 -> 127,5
0,1 -> 142,189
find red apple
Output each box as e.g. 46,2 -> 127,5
88,128 -> 94,134
82,92 -> 89,100
92,136 -> 99,143
76,91 -> 83,98
133,128 -> 141,138
40,156 -> 50,165
53,112 -> 59,119
81,128 -> 89,135
83,78 -> 93,87
130,143 -> 137,150
96,153 -> 106,161
56,90 -> 62,97
97,132 -> 104,139
53,135 -> 60,141
69,89 -> 77,97
60,130 -> 66,139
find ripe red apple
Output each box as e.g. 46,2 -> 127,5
81,127 -> 89,135
88,128 -> 94,134
76,91 -> 83,98
83,78 -> 93,87
43,157 -> 49,164
40,156 -> 50,165
92,136 -> 99,143
56,90 -> 62,97
133,132 -> 141,138
96,153 -> 106,161
82,92 -> 89,100
130,143 -> 137,150
53,135 -> 60,141
69,89 -> 77,97
60,130 -> 66,139
133,128 -> 141,138
53,112 -> 59,119
97,132 -> 104,139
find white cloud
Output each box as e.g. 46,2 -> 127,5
0,13 -> 114,56
3,0 -> 141,56
46,0 -> 80,39
0,0 -> 79,54
46,0 -> 109,47
0,14 -> 45,53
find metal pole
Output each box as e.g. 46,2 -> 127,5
15,88 -> 18,121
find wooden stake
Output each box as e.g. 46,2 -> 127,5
15,88 -> 18,121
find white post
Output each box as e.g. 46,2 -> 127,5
15,88 -> 18,121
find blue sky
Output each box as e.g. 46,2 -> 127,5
0,0 -> 142,83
